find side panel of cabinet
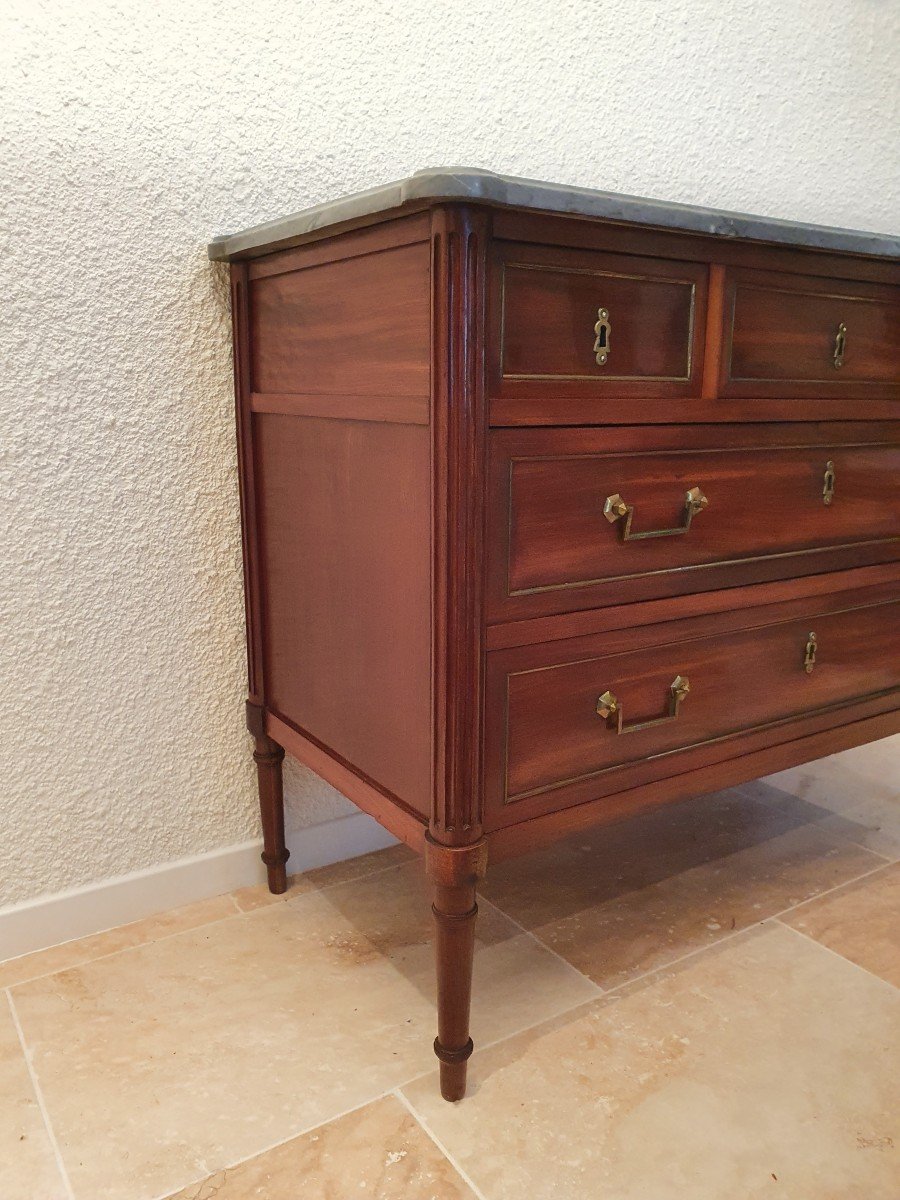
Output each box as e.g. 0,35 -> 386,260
246,228 -> 434,819
256,414 -> 432,816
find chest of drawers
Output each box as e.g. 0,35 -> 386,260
209,169 -> 900,1100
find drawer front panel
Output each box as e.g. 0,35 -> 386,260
723,268 -> 900,399
494,244 -> 707,399
488,425 -> 900,620
486,594 -> 900,825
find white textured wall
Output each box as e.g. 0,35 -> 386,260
1,0 -> 898,908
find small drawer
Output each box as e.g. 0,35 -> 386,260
484,589 -> 900,827
492,243 -> 707,402
487,424 -> 900,621
722,267 -> 900,400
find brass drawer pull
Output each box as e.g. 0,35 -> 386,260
804,632 -> 817,674
597,675 -> 691,735
604,486 -> 709,541
593,307 -> 611,365
822,460 -> 836,506
833,322 -> 847,369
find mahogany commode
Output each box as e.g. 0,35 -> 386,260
209,169 -> 900,1101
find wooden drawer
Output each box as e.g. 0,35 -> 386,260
487,424 -> 900,621
491,243 -> 707,403
722,267 -> 900,399
484,586 -> 900,828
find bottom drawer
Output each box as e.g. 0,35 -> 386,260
484,587 -> 900,828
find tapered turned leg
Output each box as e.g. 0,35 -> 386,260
426,836 -> 488,1101
246,701 -> 289,894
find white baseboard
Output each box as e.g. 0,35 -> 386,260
0,812 -> 398,964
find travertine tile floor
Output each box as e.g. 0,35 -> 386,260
2,738 -> 898,1199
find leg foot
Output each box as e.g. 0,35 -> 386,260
247,701 -> 289,894
427,836 -> 487,1102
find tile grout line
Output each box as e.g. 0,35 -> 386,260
148,1054 -> 491,1200
773,916 -> 900,994
473,993 -> 601,1061
146,1090 -> 402,1200
734,780 -> 898,863
609,857 -> 896,995
5,988 -> 76,1200
393,1088 -> 490,1200
789,820 -> 895,864
490,855 -> 896,1002
149,998 -> 602,1200
477,895 -> 605,995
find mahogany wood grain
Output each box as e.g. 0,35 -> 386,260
485,560 -> 900,650
492,209 -> 900,286
428,206 -> 490,846
246,212 -> 432,280
701,264 -> 727,399
249,240 -> 431,396
723,267 -> 900,399
487,422 -> 900,621
250,391 -> 428,425
256,413 -> 432,817
266,711 -> 427,854
490,394 -> 900,426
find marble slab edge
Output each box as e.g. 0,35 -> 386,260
207,167 -> 900,262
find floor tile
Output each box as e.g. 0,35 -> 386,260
165,1093 -> 475,1199
0,993 -> 68,1200
483,788 -> 881,988
231,842 -> 416,912
754,733 -> 900,859
780,862 -> 900,987
13,861 -> 593,1200
403,924 -> 900,1200
0,894 -> 238,989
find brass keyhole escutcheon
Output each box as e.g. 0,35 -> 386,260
593,308 -> 611,366
804,632 -> 817,674
833,322 -> 847,369
823,460 -> 836,506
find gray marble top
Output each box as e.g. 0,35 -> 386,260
207,167 -> 900,261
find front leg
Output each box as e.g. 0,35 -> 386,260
426,836 -> 488,1101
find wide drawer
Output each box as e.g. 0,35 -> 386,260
722,267 -> 900,400
491,242 -> 707,401
484,586 -> 900,828
487,424 -> 900,621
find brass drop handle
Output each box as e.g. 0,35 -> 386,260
593,307 -> 611,366
597,675 -> 691,735
833,322 -> 847,369
604,486 -> 709,541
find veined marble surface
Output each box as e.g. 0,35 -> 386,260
208,167 -> 900,261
